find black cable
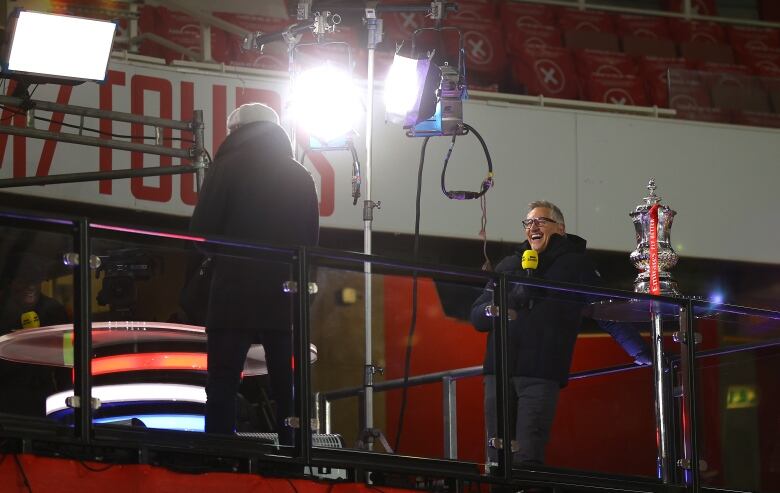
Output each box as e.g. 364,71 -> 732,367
440,122 -> 493,201
12,454 -> 33,493
392,135 -> 430,453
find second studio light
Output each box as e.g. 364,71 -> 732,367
3,10 -> 116,82
383,52 -> 440,129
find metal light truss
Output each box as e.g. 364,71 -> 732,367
0,95 -> 207,189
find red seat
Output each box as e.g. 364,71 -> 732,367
668,69 -> 712,108
444,18 -> 507,84
695,63 -> 770,113
499,1 -> 557,29
616,14 -> 671,39
737,47 -> 780,73
664,0 -> 718,16
575,49 -> 639,77
679,42 -> 735,64
622,37 -> 677,58
507,25 -> 563,54
667,68 -> 729,123
556,8 -> 619,52
727,26 -> 780,54
511,45 -> 580,99
639,56 -> 690,107
710,85 -> 771,113
697,63 -> 755,87
669,20 -> 726,44
564,31 -> 620,52
380,1 -> 433,47
585,73 -> 649,106
556,8 -> 616,33
213,12 -> 290,70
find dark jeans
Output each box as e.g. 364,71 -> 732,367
484,374 -> 560,465
205,328 -> 293,444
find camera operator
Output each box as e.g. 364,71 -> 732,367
0,254 -> 68,335
0,254 -> 69,416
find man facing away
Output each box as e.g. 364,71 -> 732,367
190,103 -> 319,441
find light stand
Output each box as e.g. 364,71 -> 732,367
358,0 -> 460,453
358,2 -> 384,451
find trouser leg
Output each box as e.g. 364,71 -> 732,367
512,377 -> 560,465
484,374 -> 518,464
205,329 -> 253,434
261,330 -> 294,445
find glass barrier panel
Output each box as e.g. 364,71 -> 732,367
0,213 -> 75,435
309,253 -> 489,465
669,68 -> 780,129
499,276 -> 675,480
81,224 -> 299,453
692,304 -> 780,492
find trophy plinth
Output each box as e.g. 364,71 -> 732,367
630,179 -> 680,296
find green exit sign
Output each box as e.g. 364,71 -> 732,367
726,385 -> 758,409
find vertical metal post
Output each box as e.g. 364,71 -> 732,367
651,306 -> 672,482
442,376 -> 458,459
201,24 -> 212,61
683,0 -> 693,17
320,394 -> 331,435
129,1 -> 139,53
73,218 -> 93,442
362,6 -> 380,447
679,303 -> 701,491
496,276 -> 512,479
295,246 -> 312,462
191,110 -> 206,192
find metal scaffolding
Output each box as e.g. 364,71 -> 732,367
0,94 -> 207,190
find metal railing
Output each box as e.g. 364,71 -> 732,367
0,208 -> 778,492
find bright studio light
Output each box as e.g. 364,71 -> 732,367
290,64 -> 361,144
5,10 -> 116,81
384,54 -> 424,124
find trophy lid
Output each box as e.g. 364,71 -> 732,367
631,179 -> 672,215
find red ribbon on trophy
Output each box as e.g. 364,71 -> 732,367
648,204 -> 661,295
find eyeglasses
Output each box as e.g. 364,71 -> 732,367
522,217 -> 557,229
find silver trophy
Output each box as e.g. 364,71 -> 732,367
630,179 -> 680,295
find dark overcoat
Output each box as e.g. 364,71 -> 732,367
190,121 -> 319,332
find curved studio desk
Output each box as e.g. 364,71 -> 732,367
0,321 -> 318,431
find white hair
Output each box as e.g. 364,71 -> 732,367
226,103 -> 280,134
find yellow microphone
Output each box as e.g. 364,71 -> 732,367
521,250 -> 539,274
21,311 -> 40,329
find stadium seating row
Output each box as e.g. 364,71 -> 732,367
58,1 -> 780,128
